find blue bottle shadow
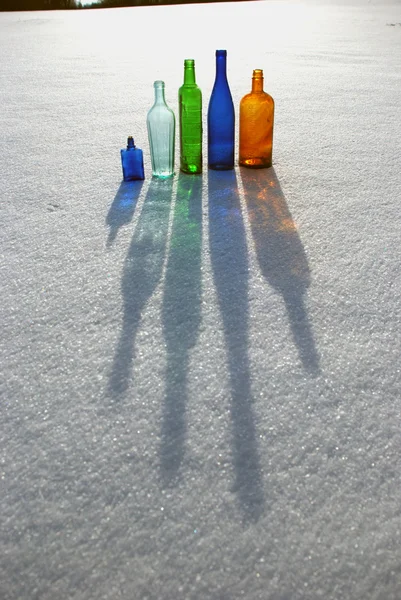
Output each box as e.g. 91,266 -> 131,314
208,169 -> 264,522
105,179 -> 144,247
107,178 -> 173,399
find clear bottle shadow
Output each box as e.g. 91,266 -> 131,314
160,173 -> 203,485
107,178 -> 173,400
239,167 -> 320,375
105,179 -> 144,247
208,169 -> 264,522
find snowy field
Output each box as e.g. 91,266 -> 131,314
1,0 -> 401,598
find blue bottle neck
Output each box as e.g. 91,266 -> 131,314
215,52 -> 228,81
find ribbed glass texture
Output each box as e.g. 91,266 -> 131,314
207,50 -> 235,170
239,69 -> 274,168
147,81 -> 175,178
120,136 -> 145,181
179,59 -> 202,174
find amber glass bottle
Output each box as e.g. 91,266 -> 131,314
239,69 -> 274,168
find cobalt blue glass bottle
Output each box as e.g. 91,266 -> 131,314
120,136 -> 145,181
207,49 -> 235,170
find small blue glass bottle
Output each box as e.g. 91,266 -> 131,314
120,136 -> 145,181
207,49 -> 235,170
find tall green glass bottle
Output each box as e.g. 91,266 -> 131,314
179,59 -> 202,174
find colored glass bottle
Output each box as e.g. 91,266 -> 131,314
207,49 -> 235,170
120,136 -> 145,181
147,80 -> 175,178
239,69 -> 274,168
179,59 -> 202,174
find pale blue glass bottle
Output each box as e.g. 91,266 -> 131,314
147,80 -> 176,178
120,136 -> 145,181
207,50 -> 235,170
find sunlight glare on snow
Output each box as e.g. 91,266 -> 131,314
72,2 -> 313,63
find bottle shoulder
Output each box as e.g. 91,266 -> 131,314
179,85 -> 202,99
179,83 -> 201,91
211,77 -> 232,92
147,103 -> 175,117
209,80 -> 234,105
240,90 -> 274,107
121,146 -> 142,155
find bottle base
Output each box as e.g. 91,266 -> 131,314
208,164 -> 234,171
180,165 -> 202,175
239,157 -> 272,169
123,175 -> 145,182
152,172 -> 175,179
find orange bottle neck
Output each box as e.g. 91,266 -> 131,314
251,69 -> 264,93
252,77 -> 264,93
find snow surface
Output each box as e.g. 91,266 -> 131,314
1,1 -> 401,598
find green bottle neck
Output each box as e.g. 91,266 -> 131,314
183,59 -> 196,86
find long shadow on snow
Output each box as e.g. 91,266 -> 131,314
105,180 -> 144,247
160,173 -> 203,484
208,170 -> 264,522
107,178 -> 173,399
240,168 -> 320,375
